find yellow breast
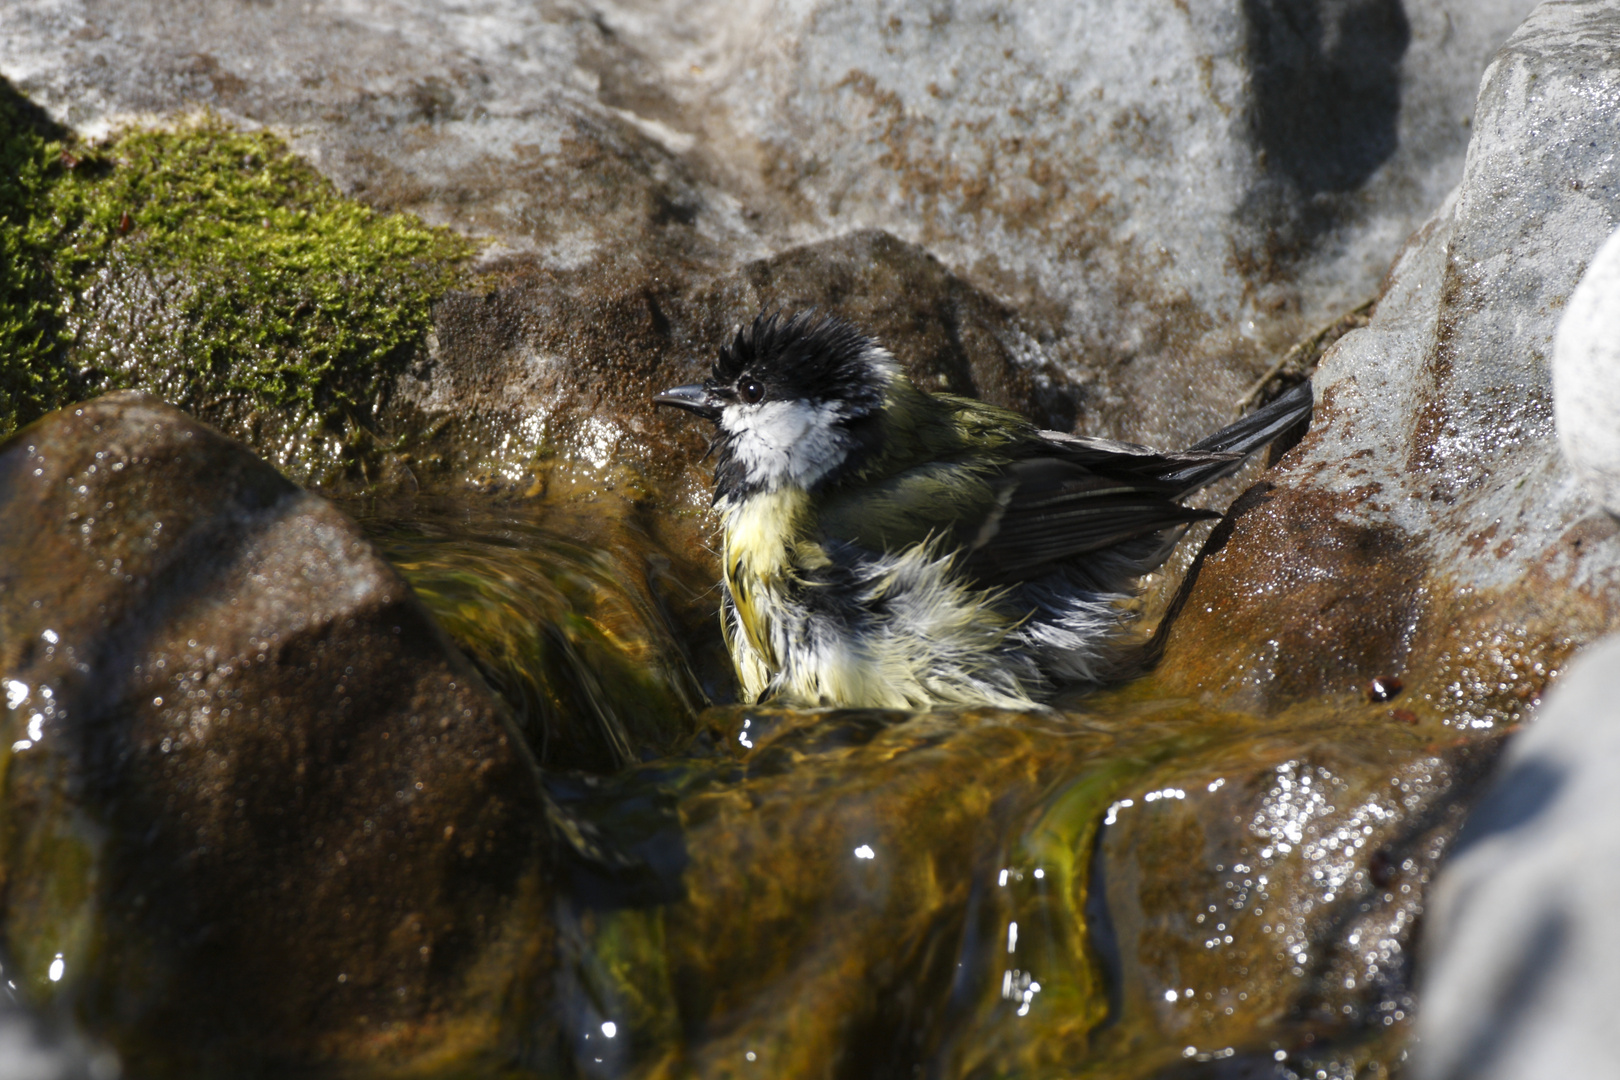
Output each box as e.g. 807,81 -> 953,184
716,485 -> 1043,710
721,486 -> 837,700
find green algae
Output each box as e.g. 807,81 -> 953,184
0,80 -> 473,451
354,498 -> 714,773
0,739 -> 104,1004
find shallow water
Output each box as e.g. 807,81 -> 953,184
350,495 -> 722,774
333,493 -> 1500,1079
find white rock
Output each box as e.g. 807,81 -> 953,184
1555,226 -> 1620,517
1415,635 -> 1620,1080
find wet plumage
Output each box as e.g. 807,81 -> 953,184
655,312 -> 1313,710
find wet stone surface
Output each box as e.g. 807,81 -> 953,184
0,0 -> 1619,1078
352,496 -> 721,774
0,395 -> 557,1075
0,0 -> 1538,493
541,699 -> 1505,1080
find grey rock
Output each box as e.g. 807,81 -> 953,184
0,0 -> 760,268
0,993 -> 117,1080
0,0 -> 1537,483
1555,225 -> 1620,517
1154,0 -> 1620,725
1412,635 -> 1620,1080
1299,0 -> 1620,584
609,0 -> 1537,443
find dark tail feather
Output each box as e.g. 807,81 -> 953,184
1160,379 -> 1314,493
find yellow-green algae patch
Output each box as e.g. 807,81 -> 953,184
0,81 -> 474,466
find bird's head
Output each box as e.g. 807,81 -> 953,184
655,312 -> 900,500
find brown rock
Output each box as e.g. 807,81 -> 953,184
0,394 -> 556,1074
386,229 -> 1073,508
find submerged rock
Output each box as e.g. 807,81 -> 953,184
0,395 -> 557,1075
550,698 -> 1501,1079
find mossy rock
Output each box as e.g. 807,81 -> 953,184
0,80 -> 474,485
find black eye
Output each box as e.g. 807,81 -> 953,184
738,377 -> 765,405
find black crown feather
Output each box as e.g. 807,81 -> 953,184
712,311 -> 889,413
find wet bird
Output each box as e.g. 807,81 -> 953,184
655,312 -> 1312,710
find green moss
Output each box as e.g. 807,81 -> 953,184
0,81 -> 474,445
0,89 -> 74,432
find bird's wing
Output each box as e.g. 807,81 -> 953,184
1032,430 -> 1242,485
961,384 -> 1316,580
814,459 -> 1004,555
813,453 -> 1213,583
817,384 -> 1313,582
1033,379 -> 1314,493
957,456 -> 1217,583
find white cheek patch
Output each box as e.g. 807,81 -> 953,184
721,399 -> 850,490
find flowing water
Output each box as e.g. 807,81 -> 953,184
329,492 -> 1501,1080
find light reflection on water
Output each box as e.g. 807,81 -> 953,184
341,494 -> 720,773
270,494 -> 1502,1079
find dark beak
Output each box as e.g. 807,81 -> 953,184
653,383 -> 724,422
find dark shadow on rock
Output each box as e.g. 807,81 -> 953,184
1084,806 -> 1126,1029
1233,0 -> 1411,279
0,76 -> 68,142
1438,906 -> 1569,1080
545,769 -> 690,910
1151,1055 -> 1298,1079
1448,755 -> 1566,857
1244,0 -> 1411,196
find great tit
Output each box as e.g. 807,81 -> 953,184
655,312 -> 1313,710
